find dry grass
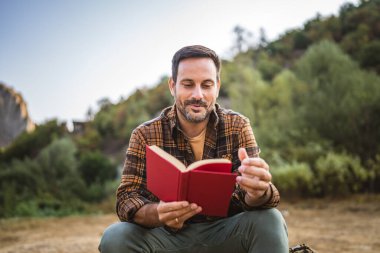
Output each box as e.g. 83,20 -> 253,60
1,195 -> 379,253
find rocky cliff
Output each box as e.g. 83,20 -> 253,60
0,83 -> 35,147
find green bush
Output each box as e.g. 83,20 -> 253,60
271,162 -> 314,198
0,138 -> 88,217
359,40 -> 380,73
314,152 -> 368,196
73,126 -> 102,152
84,183 -> 109,202
0,158 -> 43,217
77,151 -> 116,186
367,153 -> 380,192
77,151 -> 117,202
35,138 -> 83,199
295,40 -> 380,161
0,119 -> 67,162
257,57 -> 282,81
287,141 -> 331,166
14,200 -> 40,217
13,198 -> 85,217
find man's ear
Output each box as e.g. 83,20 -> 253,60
168,77 -> 175,97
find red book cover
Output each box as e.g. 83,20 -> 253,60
146,145 -> 236,217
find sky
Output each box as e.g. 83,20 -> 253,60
0,0 -> 354,126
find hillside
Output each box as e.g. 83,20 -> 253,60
260,0 -> 380,75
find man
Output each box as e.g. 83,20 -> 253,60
99,45 -> 288,253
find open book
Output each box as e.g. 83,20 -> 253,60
146,145 -> 237,217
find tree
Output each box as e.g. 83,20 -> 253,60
0,138 -> 88,217
232,25 -> 253,54
295,40 -> 380,160
222,57 -> 265,124
359,40 -> 380,73
258,27 -> 268,49
77,151 -> 116,186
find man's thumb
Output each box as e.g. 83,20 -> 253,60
238,147 -> 248,162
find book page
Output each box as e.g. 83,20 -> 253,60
148,145 -> 187,172
187,159 -> 231,171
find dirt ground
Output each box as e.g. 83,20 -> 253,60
1,195 -> 379,253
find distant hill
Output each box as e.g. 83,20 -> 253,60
256,0 -> 380,75
0,83 -> 35,147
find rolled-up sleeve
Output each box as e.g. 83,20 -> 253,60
116,128 -> 158,221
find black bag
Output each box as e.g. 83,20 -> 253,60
289,244 -> 317,253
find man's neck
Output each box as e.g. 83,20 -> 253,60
176,109 -> 209,138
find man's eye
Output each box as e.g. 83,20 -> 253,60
202,82 -> 213,89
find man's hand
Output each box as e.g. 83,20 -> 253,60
236,148 -> 272,206
157,201 -> 202,230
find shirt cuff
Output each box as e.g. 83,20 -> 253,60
241,183 -> 274,210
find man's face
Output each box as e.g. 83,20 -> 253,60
169,57 -> 220,123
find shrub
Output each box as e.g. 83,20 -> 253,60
35,138 -> 81,198
77,151 -> 116,186
77,151 -> 117,202
314,152 -> 368,196
367,153 -> 380,192
0,138 -> 88,217
0,119 -> 67,162
84,183 -> 108,202
271,162 -> 314,198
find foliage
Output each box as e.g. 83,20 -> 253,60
367,153 -> 380,192
0,138 -> 79,217
358,40 -> 380,73
271,152 -> 372,198
0,119 -> 67,162
263,0 -> 380,74
256,51 -> 283,81
295,40 -> 380,160
271,162 -> 314,198
0,138 -> 116,217
222,54 -> 265,123
314,151 -> 368,196
77,151 -> 116,189
251,70 -> 307,160
73,125 -> 102,152
91,77 -> 172,147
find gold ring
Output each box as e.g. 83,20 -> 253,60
175,217 -> 179,223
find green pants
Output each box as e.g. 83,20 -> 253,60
99,208 -> 288,253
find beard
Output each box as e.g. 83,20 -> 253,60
176,98 -> 214,123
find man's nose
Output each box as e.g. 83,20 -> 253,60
192,86 -> 204,100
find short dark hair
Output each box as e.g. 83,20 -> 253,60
171,45 -> 221,82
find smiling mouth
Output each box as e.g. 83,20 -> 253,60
188,104 -> 205,112
189,104 -> 204,108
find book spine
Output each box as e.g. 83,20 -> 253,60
178,172 -> 190,201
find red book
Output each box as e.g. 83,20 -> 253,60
146,145 -> 236,217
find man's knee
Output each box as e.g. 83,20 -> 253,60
240,208 -> 288,238
243,208 -> 285,225
99,222 -> 144,253
257,208 -> 285,226
240,209 -> 288,252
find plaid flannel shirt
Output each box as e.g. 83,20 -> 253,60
116,104 -> 280,223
